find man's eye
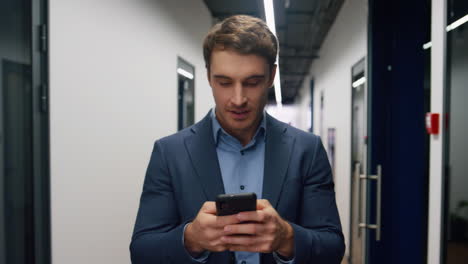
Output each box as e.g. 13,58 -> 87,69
245,82 -> 260,86
219,82 -> 231,86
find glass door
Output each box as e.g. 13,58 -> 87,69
349,56 -> 383,264
366,1 -> 430,263
349,58 -> 369,264
443,1 -> 468,263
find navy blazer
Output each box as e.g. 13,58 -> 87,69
130,112 -> 345,264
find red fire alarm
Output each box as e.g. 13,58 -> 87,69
426,113 -> 440,135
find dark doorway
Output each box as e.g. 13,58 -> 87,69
0,0 -> 50,263
2,60 -> 35,264
309,79 -> 314,133
177,57 -> 195,130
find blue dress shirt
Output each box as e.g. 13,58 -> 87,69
211,109 -> 265,264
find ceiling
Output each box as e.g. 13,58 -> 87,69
203,0 -> 344,104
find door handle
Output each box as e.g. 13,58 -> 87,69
358,165 -> 382,241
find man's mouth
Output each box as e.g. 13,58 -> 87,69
229,110 -> 250,120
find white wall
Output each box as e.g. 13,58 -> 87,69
266,104 -> 303,129
49,0 -> 213,263
295,0 -> 368,258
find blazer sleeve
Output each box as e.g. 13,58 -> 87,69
130,141 -> 200,264
290,136 -> 345,264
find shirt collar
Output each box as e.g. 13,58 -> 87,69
211,108 -> 267,145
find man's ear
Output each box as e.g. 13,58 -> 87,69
206,66 -> 211,84
268,64 -> 277,88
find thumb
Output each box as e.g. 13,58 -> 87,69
256,199 -> 271,210
201,201 -> 217,214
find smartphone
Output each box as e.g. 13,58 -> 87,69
216,192 -> 257,216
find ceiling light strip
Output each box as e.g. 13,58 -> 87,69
264,0 -> 282,107
177,68 -> 194,80
352,77 -> 366,88
423,42 -> 432,50
446,14 -> 468,32
422,13 -> 467,50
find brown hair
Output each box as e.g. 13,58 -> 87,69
203,15 -> 278,70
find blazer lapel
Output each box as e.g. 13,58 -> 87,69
262,114 -> 295,208
184,113 -> 225,201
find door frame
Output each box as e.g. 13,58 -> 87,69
427,0 -> 447,263
31,1 -> 50,263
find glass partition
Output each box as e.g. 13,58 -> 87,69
444,0 -> 468,263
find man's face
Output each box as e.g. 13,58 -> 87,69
208,48 -> 276,138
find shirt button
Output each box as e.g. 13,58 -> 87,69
240,150 -> 245,155
240,185 -> 245,190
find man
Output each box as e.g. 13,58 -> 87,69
130,15 -> 344,264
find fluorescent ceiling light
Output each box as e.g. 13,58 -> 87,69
446,14 -> 468,32
264,0 -> 282,107
352,77 -> 366,88
177,68 -> 194,79
263,0 -> 277,45
423,42 -> 432,50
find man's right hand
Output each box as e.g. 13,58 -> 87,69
184,201 -> 240,256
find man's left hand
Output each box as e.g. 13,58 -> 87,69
221,199 -> 294,258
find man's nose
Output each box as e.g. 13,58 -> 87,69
231,84 -> 247,107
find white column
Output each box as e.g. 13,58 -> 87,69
427,0 -> 446,263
